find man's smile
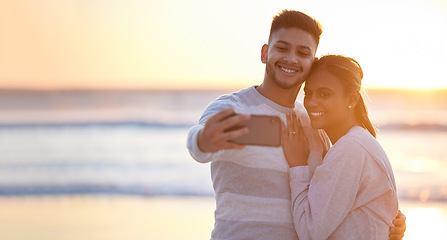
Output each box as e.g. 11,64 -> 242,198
277,63 -> 301,75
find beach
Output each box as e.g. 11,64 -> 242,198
0,196 -> 215,240
0,196 -> 446,240
0,89 -> 446,239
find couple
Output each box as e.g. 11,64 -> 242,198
187,10 -> 405,239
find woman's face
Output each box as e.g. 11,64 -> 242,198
303,69 -> 352,132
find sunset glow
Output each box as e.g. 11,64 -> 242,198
1,0 -> 446,90
401,204 -> 447,240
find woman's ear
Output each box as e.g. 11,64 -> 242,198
261,44 -> 268,63
349,92 -> 360,109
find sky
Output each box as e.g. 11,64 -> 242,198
1,0 -> 447,90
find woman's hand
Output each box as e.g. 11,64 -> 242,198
389,210 -> 406,240
282,111 -> 310,167
296,110 -> 326,154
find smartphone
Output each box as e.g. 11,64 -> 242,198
225,114 -> 282,147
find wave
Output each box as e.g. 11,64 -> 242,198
0,183 -> 445,202
0,121 -> 194,129
378,123 -> 447,131
1,121 -> 447,131
0,184 -> 213,197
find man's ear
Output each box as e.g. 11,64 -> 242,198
261,44 -> 268,63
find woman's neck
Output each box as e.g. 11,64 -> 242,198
325,118 -> 360,145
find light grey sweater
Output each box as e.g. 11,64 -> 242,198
290,126 -> 399,239
187,86 -> 326,240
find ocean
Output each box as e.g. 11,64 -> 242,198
0,88 -> 446,203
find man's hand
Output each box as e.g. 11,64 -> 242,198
197,108 -> 251,153
389,210 -> 406,240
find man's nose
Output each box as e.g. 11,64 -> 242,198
284,51 -> 299,64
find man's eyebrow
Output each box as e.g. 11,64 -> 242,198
298,45 -> 312,51
274,40 -> 290,46
275,40 -> 312,51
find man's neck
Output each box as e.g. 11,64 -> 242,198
256,82 -> 301,108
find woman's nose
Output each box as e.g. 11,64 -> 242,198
304,95 -> 318,108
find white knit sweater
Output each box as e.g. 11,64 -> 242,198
290,126 -> 399,239
187,86 -> 325,240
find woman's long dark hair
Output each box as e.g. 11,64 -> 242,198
310,55 -> 377,138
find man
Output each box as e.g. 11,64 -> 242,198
187,10 -> 405,239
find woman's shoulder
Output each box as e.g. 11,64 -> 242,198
333,126 -> 389,162
328,127 -> 381,159
339,127 -> 378,148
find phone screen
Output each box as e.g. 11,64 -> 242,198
225,114 -> 282,147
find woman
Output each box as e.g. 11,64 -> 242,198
282,55 -> 399,239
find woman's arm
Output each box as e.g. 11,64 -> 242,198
282,112 -> 404,239
288,146 -> 364,239
282,114 -> 364,239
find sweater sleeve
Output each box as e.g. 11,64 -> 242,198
289,140 -> 365,239
186,95 -> 236,163
187,124 -> 221,163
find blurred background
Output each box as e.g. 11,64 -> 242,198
1,0 -> 446,239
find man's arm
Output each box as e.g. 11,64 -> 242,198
197,109 -> 250,153
389,210 -> 406,240
187,108 -> 250,163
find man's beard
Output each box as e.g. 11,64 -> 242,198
266,63 -> 304,90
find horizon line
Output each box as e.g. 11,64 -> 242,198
0,86 -> 446,92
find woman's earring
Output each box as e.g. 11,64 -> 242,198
348,105 -> 352,109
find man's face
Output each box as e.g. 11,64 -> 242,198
262,28 -> 317,90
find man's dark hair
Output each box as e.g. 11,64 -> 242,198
269,10 -> 323,47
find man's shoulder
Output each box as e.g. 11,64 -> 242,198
211,86 -> 255,107
217,86 -> 254,99
198,86 -> 255,123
